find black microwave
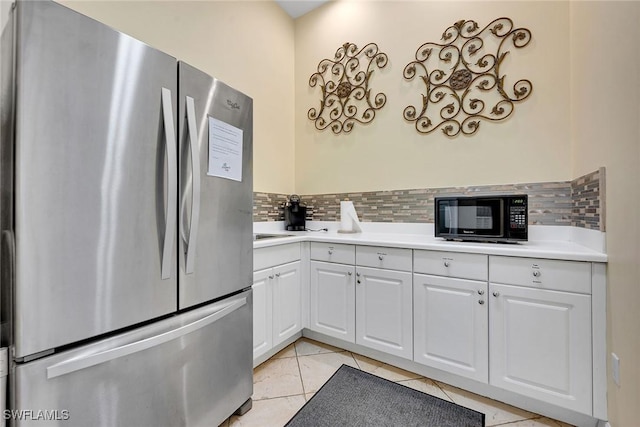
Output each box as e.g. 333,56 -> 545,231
435,195 -> 528,243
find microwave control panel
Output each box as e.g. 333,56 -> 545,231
509,199 -> 527,229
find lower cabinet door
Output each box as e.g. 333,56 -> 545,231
414,274 -> 488,382
309,261 -> 356,342
252,268 -> 273,360
489,283 -> 592,415
356,266 -> 412,359
272,261 -> 302,346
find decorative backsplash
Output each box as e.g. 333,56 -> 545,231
571,167 -> 605,231
253,192 -> 290,222
253,168 -> 604,231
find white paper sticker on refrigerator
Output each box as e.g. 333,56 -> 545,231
207,117 -> 243,181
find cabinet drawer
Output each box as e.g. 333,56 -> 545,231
489,256 -> 591,294
254,243 -> 300,271
310,242 -> 355,264
356,246 -> 412,271
414,251 -> 488,280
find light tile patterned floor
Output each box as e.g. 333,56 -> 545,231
220,338 -> 574,427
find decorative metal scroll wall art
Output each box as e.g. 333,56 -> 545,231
403,18 -> 533,136
308,42 -> 388,134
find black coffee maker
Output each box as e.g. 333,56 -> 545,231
284,194 -> 307,231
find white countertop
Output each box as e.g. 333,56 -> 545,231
253,222 -> 608,263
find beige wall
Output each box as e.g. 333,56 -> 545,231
570,2 -> 640,426
60,0 -> 296,194
10,2 -> 640,424
294,1 -> 571,194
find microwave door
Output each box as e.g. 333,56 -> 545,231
444,203 -> 458,232
458,198 -> 503,237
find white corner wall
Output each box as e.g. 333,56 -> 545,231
294,1 -> 571,194
60,0 -> 296,194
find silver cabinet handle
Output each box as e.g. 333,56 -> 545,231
47,297 -> 247,379
328,249 -> 333,255
444,261 -> 450,267
275,273 -> 281,278
356,272 -> 361,277
478,300 -> 485,305
478,289 -> 485,295
183,96 -> 201,275
493,291 -> 500,297
532,270 -> 541,277
348,272 -> 353,276
378,255 -> 384,261
160,88 -> 177,280
268,275 -> 274,279
357,280 -> 361,284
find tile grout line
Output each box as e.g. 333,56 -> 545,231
434,380 -> 457,403
490,416 -> 546,426
351,351 -> 363,370
293,342 -> 308,399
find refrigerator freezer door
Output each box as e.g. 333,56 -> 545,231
178,62 -> 253,309
13,291 -> 253,427
12,1 -> 178,358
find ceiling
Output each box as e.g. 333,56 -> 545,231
275,0 -> 329,19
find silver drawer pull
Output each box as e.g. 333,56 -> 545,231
348,272 -> 353,276
275,273 -> 281,277
357,280 -> 361,284
356,272 -> 361,277
444,261 -> 450,267
328,250 -> 333,255
478,300 -> 485,305
532,270 -> 541,277
47,297 -> 247,379
478,289 -> 484,295
268,275 -> 274,279
378,255 -> 384,261
493,291 -> 500,297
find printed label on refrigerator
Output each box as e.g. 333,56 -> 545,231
207,117 -> 243,181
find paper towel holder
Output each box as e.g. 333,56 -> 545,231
339,200 -> 362,233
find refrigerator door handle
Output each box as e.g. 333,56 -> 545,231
183,96 -> 201,275
161,87 -> 177,280
46,296 -> 247,379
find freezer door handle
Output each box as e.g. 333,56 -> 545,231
161,87 -> 177,280
182,95 -> 201,275
46,296 -> 247,379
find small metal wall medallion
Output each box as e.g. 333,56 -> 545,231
308,42 -> 388,134
403,18 -> 533,137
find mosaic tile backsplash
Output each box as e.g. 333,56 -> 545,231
253,169 -> 604,231
571,167 -> 605,231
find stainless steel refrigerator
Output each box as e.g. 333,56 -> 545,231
0,1 -> 253,425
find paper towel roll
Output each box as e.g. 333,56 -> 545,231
340,201 -> 362,233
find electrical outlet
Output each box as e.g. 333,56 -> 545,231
612,353 -> 620,386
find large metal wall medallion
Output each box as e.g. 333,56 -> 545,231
403,18 -> 533,137
308,42 -> 388,134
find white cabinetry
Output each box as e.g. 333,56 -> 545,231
413,251 -> 489,382
253,243 -> 301,363
309,261 -> 355,342
309,243 -> 356,342
356,246 -> 413,360
272,261 -> 302,345
489,256 -> 592,415
252,268 -> 273,359
253,237 -> 605,421
309,244 -> 413,360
